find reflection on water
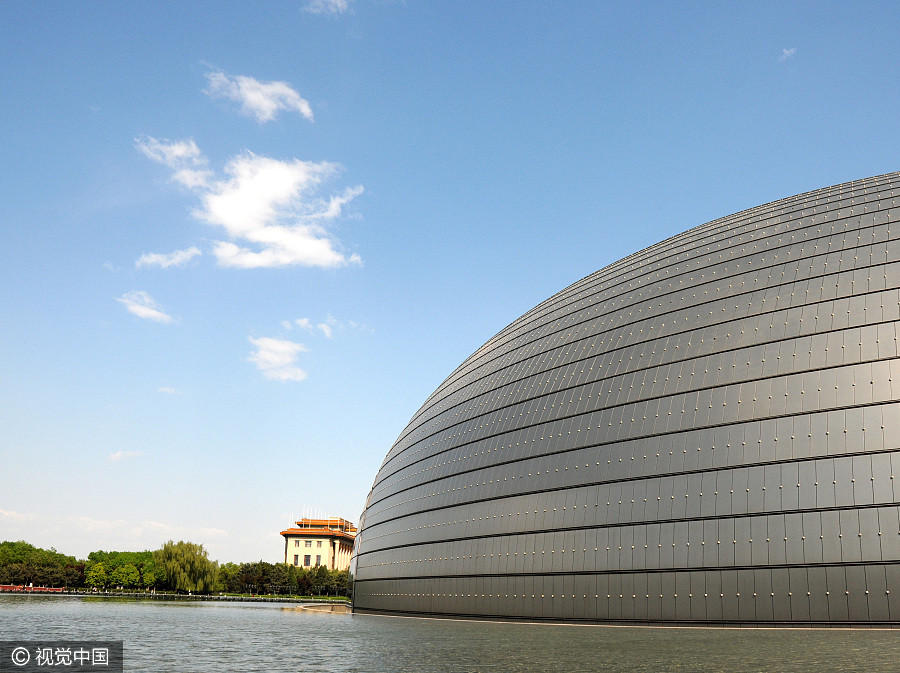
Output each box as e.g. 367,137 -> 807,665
0,596 -> 896,672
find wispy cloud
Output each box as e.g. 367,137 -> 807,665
136,246 -> 201,269
317,315 -> 337,338
109,450 -> 144,462
71,515 -> 226,540
138,139 -> 363,269
116,290 -> 173,323
73,515 -> 129,532
248,336 -> 308,381
0,509 -> 30,520
136,136 -> 212,188
287,314 -> 369,336
142,520 -> 227,538
205,70 -> 314,123
779,47 -> 797,61
304,0 -> 350,15
157,386 -> 179,395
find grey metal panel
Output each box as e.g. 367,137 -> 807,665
354,174 -> 900,624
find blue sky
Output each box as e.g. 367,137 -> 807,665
2,1 -> 899,563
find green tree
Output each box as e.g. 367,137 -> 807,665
270,563 -> 296,595
110,563 -> 140,589
216,562 -> 240,593
64,563 -> 86,589
85,562 -> 108,589
0,541 -> 81,587
310,565 -> 331,595
240,561 -> 274,594
141,565 -> 157,589
333,570 -> 352,598
0,562 -> 28,585
295,566 -> 312,595
154,540 -> 217,593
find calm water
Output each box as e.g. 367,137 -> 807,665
1,596 -> 898,672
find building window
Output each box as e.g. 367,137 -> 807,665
304,555 -> 311,567
294,540 -> 299,547
316,555 -> 321,566
293,555 -> 298,566
305,540 -> 312,548
317,540 -> 322,548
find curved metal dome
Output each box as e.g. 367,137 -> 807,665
353,172 -> 900,624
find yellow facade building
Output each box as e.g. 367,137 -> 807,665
280,517 -> 357,571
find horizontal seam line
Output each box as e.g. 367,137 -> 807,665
355,499 -> 900,558
353,559 -> 900,582
363,444 -> 900,529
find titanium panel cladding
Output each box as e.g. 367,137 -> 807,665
352,172 -> 900,625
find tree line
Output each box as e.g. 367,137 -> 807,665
0,540 -> 351,597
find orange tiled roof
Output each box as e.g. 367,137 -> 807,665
281,516 -> 357,540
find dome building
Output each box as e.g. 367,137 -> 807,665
352,173 -> 900,624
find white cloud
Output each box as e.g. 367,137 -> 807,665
138,140 -> 363,269
157,386 -> 179,395
248,336 -> 308,381
198,153 -> 363,269
0,509 -> 30,520
135,136 -> 212,188
109,450 -> 144,462
136,246 -> 201,269
205,70 -> 314,123
317,322 -> 333,338
304,0 -> 350,15
295,317 -> 313,330
116,290 -> 173,324
779,47 -> 797,61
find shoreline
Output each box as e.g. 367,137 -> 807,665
0,591 -> 350,606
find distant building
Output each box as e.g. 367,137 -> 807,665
281,517 -> 357,571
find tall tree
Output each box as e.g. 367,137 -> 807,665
215,562 -> 240,593
270,563 -> 296,595
154,540 -> 217,593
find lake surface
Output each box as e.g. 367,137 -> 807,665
1,596 -> 898,672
